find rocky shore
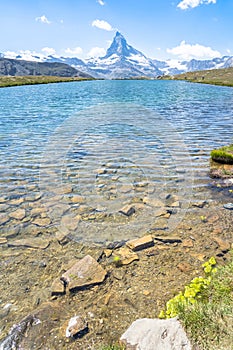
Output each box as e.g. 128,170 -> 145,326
0,197 -> 232,349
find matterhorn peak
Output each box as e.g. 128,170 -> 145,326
103,31 -> 145,59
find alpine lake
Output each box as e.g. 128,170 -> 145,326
0,80 -> 232,349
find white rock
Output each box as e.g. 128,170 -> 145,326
120,318 -> 192,350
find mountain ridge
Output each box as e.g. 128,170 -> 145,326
0,57 -> 92,78
2,32 -> 233,79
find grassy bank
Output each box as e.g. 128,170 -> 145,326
163,67 -> 233,87
0,75 -> 93,88
160,253 -> 233,350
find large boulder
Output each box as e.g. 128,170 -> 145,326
120,318 -> 192,350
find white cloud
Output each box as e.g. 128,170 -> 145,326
92,19 -> 113,31
64,47 -> 83,57
4,50 -> 44,61
226,49 -> 231,54
41,47 -> 56,56
87,47 -> 106,58
35,15 -> 51,24
167,41 -> 221,60
97,0 -> 105,5
177,0 -> 216,10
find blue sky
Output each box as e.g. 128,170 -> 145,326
0,0 -> 232,60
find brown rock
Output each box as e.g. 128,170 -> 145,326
212,227 -> 223,235
60,215 -> 80,231
127,235 -> 154,251
96,168 -> 106,175
168,201 -> 180,208
104,249 -> 112,258
9,197 -> 24,205
0,237 -> 7,244
143,197 -> 164,207
8,238 -> 50,249
0,213 -> 10,225
154,236 -> 182,244
213,237 -> 230,252
143,290 -> 151,296
120,185 -> 133,193
178,262 -> 192,273
190,253 -> 206,261
62,255 -> 107,292
54,185 -> 73,195
115,247 -> 139,265
31,207 -> 46,216
9,209 -> 26,220
51,278 -> 65,296
182,239 -> 194,248
133,203 -> 145,210
154,208 -> 169,218
32,217 -> 51,226
70,195 -> 85,204
207,214 -> 219,224
55,232 -> 71,245
119,205 -> 135,217
192,200 -> 207,208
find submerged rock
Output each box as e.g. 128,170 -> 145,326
8,238 -> 50,249
0,214 -> 10,225
61,255 -> 107,292
9,209 -> 26,220
120,318 -> 192,350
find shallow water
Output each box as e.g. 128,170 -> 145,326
0,80 -> 233,244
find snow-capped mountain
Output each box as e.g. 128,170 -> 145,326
83,31 -> 161,78
2,32 -> 233,79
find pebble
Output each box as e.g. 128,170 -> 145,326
0,237 -> 7,245
143,197 -> 164,208
177,262 -> 192,273
119,205 -> 135,217
223,203 -> 233,210
213,237 -> 231,252
182,239 -> 194,248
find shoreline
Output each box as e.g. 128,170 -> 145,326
0,76 -> 94,88
161,67 -> 233,88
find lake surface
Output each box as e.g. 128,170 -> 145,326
0,80 -> 233,245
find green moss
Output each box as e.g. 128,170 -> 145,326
211,144 -> 233,164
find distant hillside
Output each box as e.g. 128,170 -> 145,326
166,67 -> 233,87
0,58 -> 92,78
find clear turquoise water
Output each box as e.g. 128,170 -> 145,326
0,80 -> 232,243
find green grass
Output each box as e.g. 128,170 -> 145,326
211,144 -> 233,164
100,345 -> 125,350
173,255 -> 233,349
0,75 -> 92,88
163,67 -> 233,87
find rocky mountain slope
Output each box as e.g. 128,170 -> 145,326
0,58 -> 91,78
